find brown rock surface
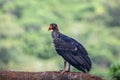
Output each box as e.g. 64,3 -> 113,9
0,71 -> 103,80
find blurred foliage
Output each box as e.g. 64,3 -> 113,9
110,64 -> 120,80
0,0 -> 120,79
103,0 -> 120,26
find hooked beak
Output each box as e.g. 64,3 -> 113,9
48,25 -> 52,31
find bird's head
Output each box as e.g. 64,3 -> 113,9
48,23 -> 58,31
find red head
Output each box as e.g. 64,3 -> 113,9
48,23 -> 58,31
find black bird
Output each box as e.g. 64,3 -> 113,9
48,23 -> 92,73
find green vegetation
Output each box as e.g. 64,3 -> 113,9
0,0 -> 120,79
110,64 -> 120,80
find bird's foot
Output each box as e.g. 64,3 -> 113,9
60,70 -> 70,74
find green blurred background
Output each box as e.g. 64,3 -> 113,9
0,0 -> 120,79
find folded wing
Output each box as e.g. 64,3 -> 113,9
54,34 -> 92,72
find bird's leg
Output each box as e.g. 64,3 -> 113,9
61,60 -> 67,74
64,60 -> 67,71
61,60 -> 70,74
65,62 -> 70,72
68,63 -> 71,72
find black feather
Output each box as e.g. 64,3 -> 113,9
56,49 -> 90,72
52,30 -> 92,72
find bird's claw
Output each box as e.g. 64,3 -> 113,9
60,70 -> 70,74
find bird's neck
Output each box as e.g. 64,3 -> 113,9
52,30 -> 60,39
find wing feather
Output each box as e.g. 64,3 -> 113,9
54,34 -> 92,72
56,49 -> 91,72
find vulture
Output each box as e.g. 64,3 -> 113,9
48,23 -> 92,73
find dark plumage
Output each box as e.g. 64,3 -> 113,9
48,23 -> 92,73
